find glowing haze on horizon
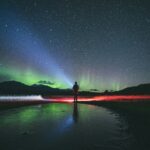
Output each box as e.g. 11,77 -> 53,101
0,0 -> 150,91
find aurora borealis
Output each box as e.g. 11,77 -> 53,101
0,0 -> 150,91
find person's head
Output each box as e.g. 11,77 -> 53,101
75,81 -> 77,85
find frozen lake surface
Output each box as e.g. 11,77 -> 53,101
0,103 -> 136,150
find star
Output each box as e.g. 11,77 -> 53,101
33,1 -> 37,7
16,28 -> 20,32
4,24 -> 8,28
49,28 -> 53,32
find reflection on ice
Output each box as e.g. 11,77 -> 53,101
0,103 -> 135,150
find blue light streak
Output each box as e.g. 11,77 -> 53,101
0,10 -> 73,87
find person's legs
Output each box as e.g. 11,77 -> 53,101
76,94 -> 78,102
74,94 -> 77,102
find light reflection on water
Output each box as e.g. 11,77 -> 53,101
0,103 -> 135,150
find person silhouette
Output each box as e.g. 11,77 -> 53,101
72,81 -> 79,102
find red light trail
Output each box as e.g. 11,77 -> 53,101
46,95 -> 150,103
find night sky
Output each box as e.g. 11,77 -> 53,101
0,0 -> 150,91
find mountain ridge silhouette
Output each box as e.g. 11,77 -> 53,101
0,81 -> 150,95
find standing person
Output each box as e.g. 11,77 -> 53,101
73,81 -> 79,102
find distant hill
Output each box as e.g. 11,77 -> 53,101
114,83 -> 150,95
0,81 -> 71,95
0,81 -> 95,96
0,81 -> 150,95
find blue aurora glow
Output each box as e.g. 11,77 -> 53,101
0,10 -> 73,87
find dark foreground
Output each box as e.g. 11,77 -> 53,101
0,102 -> 134,150
80,100 -> 150,150
0,100 -> 150,150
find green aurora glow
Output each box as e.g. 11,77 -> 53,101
0,65 -> 123,91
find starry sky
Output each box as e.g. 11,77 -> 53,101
0,0 -> 150,91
